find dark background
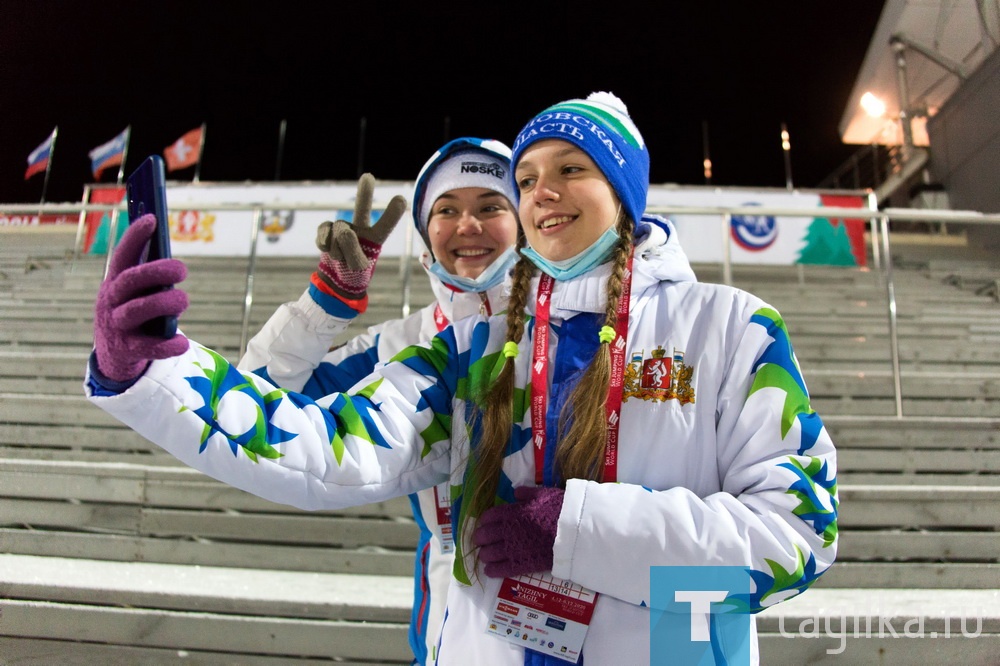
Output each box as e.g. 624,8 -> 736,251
1,1 -> 886,204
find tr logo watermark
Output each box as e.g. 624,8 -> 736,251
650,566 -> 752,665
651,567 -> 986,663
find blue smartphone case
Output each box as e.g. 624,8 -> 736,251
125,155 -> 178,338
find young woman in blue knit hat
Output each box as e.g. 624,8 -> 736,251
87,92 -> 838,664
238,138 -> 519,665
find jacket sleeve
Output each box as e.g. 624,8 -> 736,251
238,290 -> 362,393
86,333 -> 460,511
552,299 -> 838,613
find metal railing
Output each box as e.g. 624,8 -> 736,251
1,201 -> 417,356
818,144 -> 902,191
3,198 -> 999,419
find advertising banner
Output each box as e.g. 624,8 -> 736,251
82,185 -> 127,253
81,181 -> 868,266
647,187 -> 867,266
162,181 -> 415,258
0,213 -> 78,227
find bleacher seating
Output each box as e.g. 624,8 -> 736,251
1,224 -> 998,663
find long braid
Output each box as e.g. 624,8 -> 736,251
464,215 -> 633,569
464,233 -> 534,563
555,213 -> 634,483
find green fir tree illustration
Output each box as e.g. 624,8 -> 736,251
797,217 -> 857,266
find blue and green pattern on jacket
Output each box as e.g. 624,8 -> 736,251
186,346 -> 391,466
780,456 -> 838,547
748,308 -> 824,455
182,347 -> 293,461
745,308 -> 838,601
730,546 -> 823,613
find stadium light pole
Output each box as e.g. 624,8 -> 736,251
274,119 -> 287,181
781,122 -> 793,190
702,120 -> 712,185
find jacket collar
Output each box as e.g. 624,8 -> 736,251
421,251 -> 507,323
522,217 -> 697,321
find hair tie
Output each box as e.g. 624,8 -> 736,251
503,341 -> 520,358
598,326 -> 616,344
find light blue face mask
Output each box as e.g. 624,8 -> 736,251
428,245 -> 518,293
520,225 -> 620,280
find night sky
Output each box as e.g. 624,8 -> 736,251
2,1 -> 886,204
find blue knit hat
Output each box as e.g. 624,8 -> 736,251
510,92 -> 648,227
412,137 -> 514,258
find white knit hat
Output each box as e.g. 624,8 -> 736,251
412,138 -> 515,257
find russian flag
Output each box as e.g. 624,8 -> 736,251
25,128 -> 56,180
88,127 -> 130,180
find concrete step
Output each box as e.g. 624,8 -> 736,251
0,554 -> 412,663
0,459 -> 417,576
0,459 -> 412,517
0,639 -> 389,666
837,485 -> 1000,529
3,459 -> 997,586
758,587 -> 1000,664
838,448 -> 1000,474
823,415 -> 1000,448
816,564 -> 1000,590
814,397 -> 1000,418
2,554 -> 997,664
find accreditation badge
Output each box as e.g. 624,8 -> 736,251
486,573 -> 598,663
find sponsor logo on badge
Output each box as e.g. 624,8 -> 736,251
497,602 -> 520,616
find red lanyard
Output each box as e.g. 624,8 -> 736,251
433,303 -> 449,333
531,256 -> 633,485
433,294 -> 493,334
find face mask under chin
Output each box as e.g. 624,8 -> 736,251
520,225 -> 620,280
428,246 -> 519,293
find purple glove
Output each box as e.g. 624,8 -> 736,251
473,486 -> 565,579
314,172 -> 407,301
93,214 -> 190,383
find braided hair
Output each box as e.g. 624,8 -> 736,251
463,212 -> 634,566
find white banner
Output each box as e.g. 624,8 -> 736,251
163,181 -> 417,258
646,187 -> 866,266
157,181 -> 866,266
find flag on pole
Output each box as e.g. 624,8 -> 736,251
164,126 -> 204,172
89,128 -> 129,180
25,128 -> 57,180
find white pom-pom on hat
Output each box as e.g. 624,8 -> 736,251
586,91 -> 629,115
582,91 -> 644,148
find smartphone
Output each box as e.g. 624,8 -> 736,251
125,155 -> 178,338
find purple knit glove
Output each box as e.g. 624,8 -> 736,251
314,172 -> 407,300
473,486 -> 565,579
93,214 -> 190,383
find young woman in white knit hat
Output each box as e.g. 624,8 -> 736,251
87,92 -> 838,664
238,137 -> 519,665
